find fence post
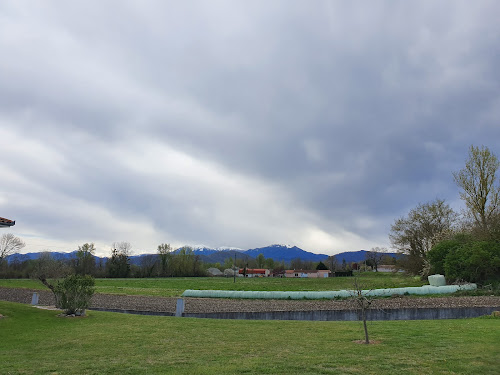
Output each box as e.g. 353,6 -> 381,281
175,298 -> 185,317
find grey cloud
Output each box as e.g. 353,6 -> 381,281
1,1 -> 499,254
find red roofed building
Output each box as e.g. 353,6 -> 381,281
239,268 -> 270,278
0,217 -> 15,228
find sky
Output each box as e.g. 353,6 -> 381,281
1,1 -> 499,256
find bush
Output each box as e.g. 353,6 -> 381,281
429,234 -> 500,285
54,274 -> 95,316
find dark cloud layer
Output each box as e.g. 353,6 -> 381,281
1,1 -> 499,255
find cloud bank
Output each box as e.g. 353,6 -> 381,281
1,1 -> 499,255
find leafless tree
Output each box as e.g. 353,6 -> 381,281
327,255 -> 339,271
390,199 -> 457,274
351,277 -> 373,344
365,247 -> 386,272
453,145 -> 500,234
112,241 -> 132,256
0,233 -> 25,264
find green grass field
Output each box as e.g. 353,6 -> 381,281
0,300 -> 498,374
0,273 -> 426,297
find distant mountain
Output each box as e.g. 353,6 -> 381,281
6,251 -> 109,265
6,251 -> 78,264
197,250 -> 245,264
125,245 -> 329,264
6,246 -> 398,267
244,244 -> 328,262
333,250 -> 399,263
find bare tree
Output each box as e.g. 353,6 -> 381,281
365,247 -> 386,272
0,233 -> 25,264
112,241 -> 132,256
351,277 -> 373,344
390,199 -> 456,274
327,255 -> 339,272
453,145 -> 500,234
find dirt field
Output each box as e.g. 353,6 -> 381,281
1,286 -> 499,314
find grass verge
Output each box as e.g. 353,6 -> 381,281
0,273 -> 426,297
1,300 -> 499,374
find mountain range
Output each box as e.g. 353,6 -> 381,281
6,245 -> 398,265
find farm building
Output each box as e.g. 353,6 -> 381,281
239,268 -> 270,277
285,269 -> 331,278
206,267 -> 224,277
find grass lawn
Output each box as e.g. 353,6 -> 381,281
0,273 -> 427,297
0,300 -> 499,374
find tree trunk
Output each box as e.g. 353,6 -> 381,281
362,307 -> 369,344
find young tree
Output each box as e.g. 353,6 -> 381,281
53,274 -> 95,316
453,145 -> 500,235
389,199 -> 456,275
0,233 -> 25,264
351,277 -> 373,344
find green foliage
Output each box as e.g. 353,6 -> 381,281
157,243 -> 172,277
428,232 -> 500,284
75,242 -> 96,276
1,300 -> 500,374
107,248 -> 131,278
169,247 -> 205,277
53,274 -> 95,315
444,239 -> 500,284
427,237 -> 465,275
315,261 -> 328,270
256,253 -> 266,268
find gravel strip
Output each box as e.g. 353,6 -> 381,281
1,287 -> 499,314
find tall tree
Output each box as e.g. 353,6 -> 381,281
112,241 -> 132,256
389,199 -> 456,275
107,242 -> 132,278
0,233 -> 25,264
256,253 -> 266,268
453,145 -> 500,234
157,243 -> 172,277
75,243 -> 96,276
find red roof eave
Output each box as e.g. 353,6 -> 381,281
0,217 -> 15,227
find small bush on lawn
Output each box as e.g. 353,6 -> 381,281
54,274 -> 95,316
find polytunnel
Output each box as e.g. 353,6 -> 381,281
181,284 -> 477,299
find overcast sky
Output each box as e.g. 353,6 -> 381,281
1,1 -> 499,256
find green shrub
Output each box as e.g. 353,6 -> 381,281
54,274 -> 95,315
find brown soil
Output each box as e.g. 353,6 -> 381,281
1,287 -> 499,314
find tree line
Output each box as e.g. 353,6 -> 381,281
389,145 -> 500,285
0,239 -> 345,279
